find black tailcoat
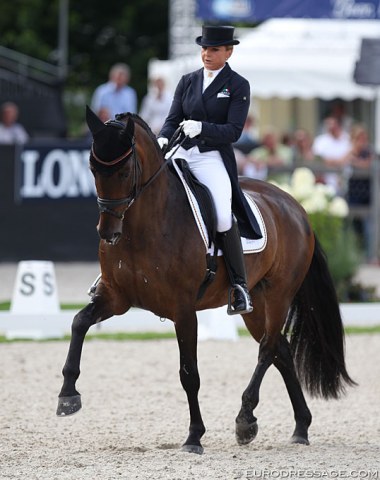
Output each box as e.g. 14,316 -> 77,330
159,63 -> 262,239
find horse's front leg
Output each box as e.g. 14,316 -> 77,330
174,311 -> 205,454
56,297 -> 115,416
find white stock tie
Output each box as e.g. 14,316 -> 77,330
203,71 -> 214,92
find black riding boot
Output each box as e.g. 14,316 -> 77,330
218,221 -> 253,315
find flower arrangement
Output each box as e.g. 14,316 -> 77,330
272,167 -> 361,300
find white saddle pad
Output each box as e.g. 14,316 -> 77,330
171,159 -> 267,255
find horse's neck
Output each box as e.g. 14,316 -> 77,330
132,126 -> 194,230
129,164 -> 189,233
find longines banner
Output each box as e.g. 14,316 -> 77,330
15,142 -> 95,202
196,0 -> 380,21
0,144 -> 99,261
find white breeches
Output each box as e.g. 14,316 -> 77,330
173,146 -> 232,232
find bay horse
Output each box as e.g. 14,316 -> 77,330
57,106 -> 355,454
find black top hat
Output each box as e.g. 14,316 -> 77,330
196,25 -> 240,47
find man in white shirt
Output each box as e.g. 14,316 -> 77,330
312,116 -> 351,194
91,63 -> 137,119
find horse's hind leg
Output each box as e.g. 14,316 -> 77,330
174,311 -> 205,454
235,332 -> 274,445
235,295 -> 291,445
56,298 -> 114,416
273,335 -> 312,445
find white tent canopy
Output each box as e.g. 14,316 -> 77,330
149,19 -> 380,100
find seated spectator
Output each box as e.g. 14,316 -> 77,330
139,77 -> 172,135
245,127 -> 293,182
292,128 -> 315,164
0,101 -> 29,144
312,116 -> 351,194
233,115 -> 260,155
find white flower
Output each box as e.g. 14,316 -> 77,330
301,191 -> 329,213
329,196 -> 349,217
314,182 -> 335,199
275,167 -> 348,218
291,167 -> 316,190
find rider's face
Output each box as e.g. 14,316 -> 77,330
201,45 -> 233,71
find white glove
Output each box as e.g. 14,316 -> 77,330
157,137 -> 168,150
180,120 -> 202,138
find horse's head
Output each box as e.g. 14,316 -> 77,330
86,106 -> 137,244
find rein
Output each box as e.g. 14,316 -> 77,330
95,126 -> 187,220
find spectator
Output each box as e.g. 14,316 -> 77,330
91,63 -> 137,119
346,124 -> 374,173
292,128 -> 315,164
312,116 -> 351,194
139,77 -> 172,135
346,124 -> 375,261
245,127 -> 293,182
91,65 -> 118,113
0,101 -> 29,144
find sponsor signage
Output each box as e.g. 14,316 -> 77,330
196,0 -> 380,21
16,142 -> 95,202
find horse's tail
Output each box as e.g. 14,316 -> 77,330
284,235 -> 357,399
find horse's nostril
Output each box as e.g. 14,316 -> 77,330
97,227 -> 122,244
111,232 -> 121,245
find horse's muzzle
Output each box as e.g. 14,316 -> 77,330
97,225 -> 122,245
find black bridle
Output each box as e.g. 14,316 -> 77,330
93,123 -> 186,221
94,140 -> 140,220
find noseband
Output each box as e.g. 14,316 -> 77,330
95,146 -> 140,220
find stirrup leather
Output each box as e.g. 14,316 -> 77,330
227,284 -> 253,315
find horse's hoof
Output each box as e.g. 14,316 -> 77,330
235,420 -> 258,445
290,434 -> 309,445
181,444 -> 204,455
56,395 -> 82,416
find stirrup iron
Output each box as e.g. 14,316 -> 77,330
227,284 -> 253,315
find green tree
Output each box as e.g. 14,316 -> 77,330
0,0 -> 169,134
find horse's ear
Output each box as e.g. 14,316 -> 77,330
120,117 -> 135,144
86,105 -> 106,135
